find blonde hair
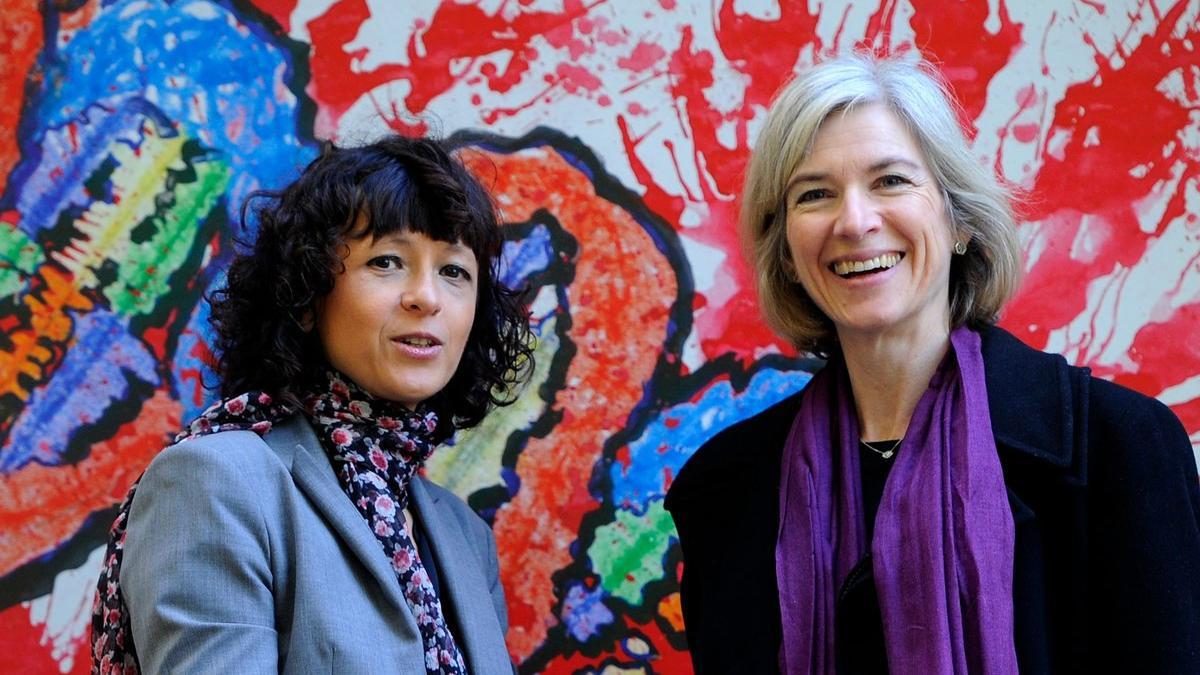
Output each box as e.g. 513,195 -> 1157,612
742,52 -> 1022,355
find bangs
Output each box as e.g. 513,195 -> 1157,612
348,156 -> 497,262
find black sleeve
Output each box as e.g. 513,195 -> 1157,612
1090,380 -> 1200,672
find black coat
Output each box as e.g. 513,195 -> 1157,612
664,326 -> 1200,674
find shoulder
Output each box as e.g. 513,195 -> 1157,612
979,324 -> 1194,482
1087,375 -> 1193,477
136,420 -> 301,505
1088,375 -> 1184,432
665,387 -> 806,512
145,428 -> 274,479
979,323 -> 1187,448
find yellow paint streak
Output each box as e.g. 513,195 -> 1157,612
425,318 -> 558,496
54,120 -> 184,288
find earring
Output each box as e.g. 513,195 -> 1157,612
953,240 -> 967,255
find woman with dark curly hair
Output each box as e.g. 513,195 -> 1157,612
90,135 -> 533,674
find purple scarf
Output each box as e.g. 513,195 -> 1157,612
776,326 -> 1017,674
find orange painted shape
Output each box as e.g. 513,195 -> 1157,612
0,266 -> 94,398
462,147 -> 679,660
657,591 -> 685,633
0,389 -> 180,578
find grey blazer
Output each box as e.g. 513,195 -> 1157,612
121,416 -> 513,674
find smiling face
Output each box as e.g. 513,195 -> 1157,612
783,103 -> 958,346
315,221 -> 478,409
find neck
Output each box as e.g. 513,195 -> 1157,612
838,324 -> 952,442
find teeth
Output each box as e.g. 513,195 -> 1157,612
403,337 -> 434,347
832,253 -> 901,277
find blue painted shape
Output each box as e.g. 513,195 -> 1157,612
609,367 -> 812,516
31,0 -> 314,232
498,223 -> 553,289
14,100 -> 170,238
560,580 -> 615,643
171,274 -> 223,423
0,309 -> 159,473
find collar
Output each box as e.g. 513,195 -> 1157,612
978,324 -> 1087,478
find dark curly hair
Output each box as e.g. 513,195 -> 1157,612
208,135 -> 534,440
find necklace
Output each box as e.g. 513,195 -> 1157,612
860,438 -> 901,459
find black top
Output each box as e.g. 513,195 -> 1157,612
858,439 -> 899,543
665,325 -> 1200,674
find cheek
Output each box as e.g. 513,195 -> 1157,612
452,293 -> 478,348
784,222 -> 822,279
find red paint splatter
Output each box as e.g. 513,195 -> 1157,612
1011,123 -> 1039,143
907,0 -> 1025,129
554,62 -> 602,94
140,310 -> 177,362
617,41 -> 666,73
1171,399 -> 1200,443
1107,302 -> 1200,398
617,114 -> 789,364
304,0 -> 594,134
1003,0 -> 1197,355
614,445 -> 632,474
863,0 -> 904,50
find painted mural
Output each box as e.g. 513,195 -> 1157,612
1,0 -> 1197,672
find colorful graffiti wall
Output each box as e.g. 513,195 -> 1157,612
2,0 -> 1198,672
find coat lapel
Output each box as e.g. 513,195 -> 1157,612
264,417 -> 415,622
980,325 -> 1086,479
411,478 -> 512,674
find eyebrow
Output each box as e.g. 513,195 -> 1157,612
784,156 -> 924,193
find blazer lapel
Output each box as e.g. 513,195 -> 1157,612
264,417 -> 414,620
411,478 -> 512,674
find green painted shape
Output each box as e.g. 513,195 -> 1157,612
0,222 -> 45,298
588,499 -> 676,604
425,314 -> 559,495
106,156 -> 230,315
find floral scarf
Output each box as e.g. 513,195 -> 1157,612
91,372 -> 467,675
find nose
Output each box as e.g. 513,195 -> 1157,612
400,269 -> 441,315
833,188 -> 881,240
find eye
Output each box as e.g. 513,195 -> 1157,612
367,255 -> 402,270
794,188 -> 831,204
441,264 -> 473,282
876,174 -> 912,188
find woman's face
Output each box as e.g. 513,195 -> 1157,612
783,103 -> 957,344
316,222 -> 478,408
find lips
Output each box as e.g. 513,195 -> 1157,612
830,252 -> 903,278
390,333 -> 443,359
393,333 -> 442,348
